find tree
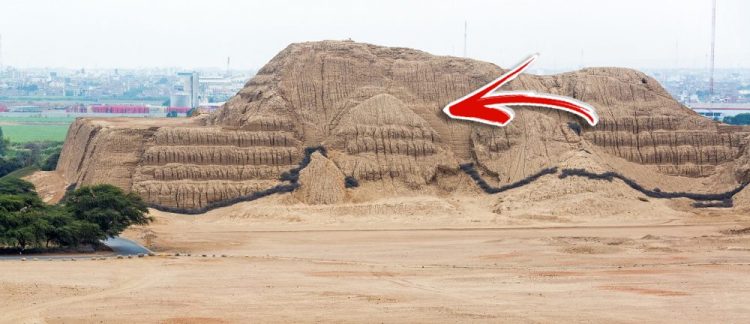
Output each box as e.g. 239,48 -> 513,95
0,211 -> 50,250
0,178 -> 152,251
0,177 -> 37,195
0,127 -> 6,156
0,195 -> 32,213
20,142 -> 41,166
65,184 -> 152,237
0,179 -> 46,249
41,207 -> 104,247
0,180 -> 151,251
41,152 -> 60,171
0,157 -> 24,178
723,113 -> 750,125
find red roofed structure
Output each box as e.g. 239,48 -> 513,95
90,104 -> 149,114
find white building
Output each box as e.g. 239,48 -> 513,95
690,103 -> 750,120
176,72 -> 200,108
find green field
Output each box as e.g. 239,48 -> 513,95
0,116 -> 75,142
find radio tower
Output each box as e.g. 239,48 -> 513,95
709,0 -> 716,99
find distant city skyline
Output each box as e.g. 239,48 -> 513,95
0,0 -> 748,70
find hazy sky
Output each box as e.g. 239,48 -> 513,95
0,0 -> 747,70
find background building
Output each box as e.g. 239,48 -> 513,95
690,103 -> 750,120
176,72 -> 200,108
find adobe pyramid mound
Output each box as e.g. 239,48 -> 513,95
55,40 -> 750,211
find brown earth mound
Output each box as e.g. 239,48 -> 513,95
54,40 -> 750,211
294,151 -> 346,204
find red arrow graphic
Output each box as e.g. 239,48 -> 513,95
443,54 -> 599,127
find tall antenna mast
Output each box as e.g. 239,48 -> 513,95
580,49 -> 585,68
463,21 -> 467,57
0,33 -> 4,72
226,56 -> 230,76
709,0 -> 716,99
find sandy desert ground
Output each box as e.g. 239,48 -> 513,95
2,192 -> 750,323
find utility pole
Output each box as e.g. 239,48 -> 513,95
463,21 -> 467,58
226,56 -> 231,77
709,0 -> 716,99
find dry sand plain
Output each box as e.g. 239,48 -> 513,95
2,193 -> 750,323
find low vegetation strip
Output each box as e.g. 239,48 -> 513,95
459,163 -> 558,194
692,199 -> 733,208
149,183 -> 300,215
558,168 -> 748,201
459,164 -> 747,207
148,146 -> 334,214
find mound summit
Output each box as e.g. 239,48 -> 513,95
56,40 -> 750,211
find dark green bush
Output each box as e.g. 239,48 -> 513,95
41,152 -> 60,171
0,180 -> 151,251
66,185 -> 152,237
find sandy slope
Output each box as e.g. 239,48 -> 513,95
2,192 -> 750,323
22,171 -> 67,204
